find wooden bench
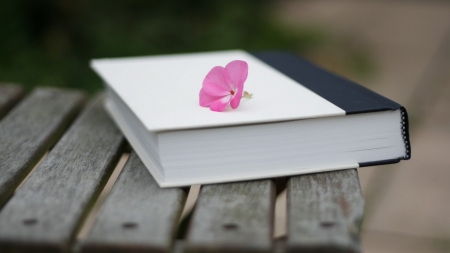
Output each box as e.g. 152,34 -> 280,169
0,85 -> 364,253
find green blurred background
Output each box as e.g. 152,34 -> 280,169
0,0 -> 373,93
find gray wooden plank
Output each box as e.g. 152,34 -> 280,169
0,84 -> 25,119
0,95 -> 125,253
81,152 -> 187,253
185,180 -> 275,253
0,88 -> 86,207
287,169 -> 364,253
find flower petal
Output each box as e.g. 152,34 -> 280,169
224,60 -> 248,91
230,89 -> 244,109
199,88 -> 224,107
209,95 -> 231,112
203,66 -> 231,96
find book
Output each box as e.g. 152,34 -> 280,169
91,50 -> 411,187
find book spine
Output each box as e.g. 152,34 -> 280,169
359,107 -> 411,168
400,107 -> 411,160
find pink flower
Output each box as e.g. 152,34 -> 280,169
199,60 -> 248,112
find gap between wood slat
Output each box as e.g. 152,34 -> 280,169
0,151 -> 49,211
14,151 -> 49,192
76,152 -> 130,241
174,185 -> 201,241
179,184 -> 201,224
274,188 -> 287,239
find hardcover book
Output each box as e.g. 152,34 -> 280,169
91,50 -> 411,187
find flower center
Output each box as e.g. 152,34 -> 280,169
230,90 -> 235,95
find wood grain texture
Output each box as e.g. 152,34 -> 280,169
0,96 -> 125,253
81,152 -> 187,253
0,88 -> 86,207
287,169 -> 364,253
185,180 -> 275,253
0,84 -> 25,119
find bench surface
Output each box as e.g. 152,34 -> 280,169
0,85 -> 364,253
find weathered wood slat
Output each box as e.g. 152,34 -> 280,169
0,96 -> 125,253
287,169 -> 364,253
185,180 -> 275,253
81,152 -> 187,253
0,88 -> 86,207
0,84 -> 25,119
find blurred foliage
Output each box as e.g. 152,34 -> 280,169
0,0 -> 371,93
303,34 -> 377,83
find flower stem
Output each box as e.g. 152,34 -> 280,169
243,91 -> 253,99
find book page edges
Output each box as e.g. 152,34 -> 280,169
105,98 -> 362,188
157,163 -> 360,188
104,99 -> 165,183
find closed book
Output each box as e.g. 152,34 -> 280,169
91,50 -> 411,187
